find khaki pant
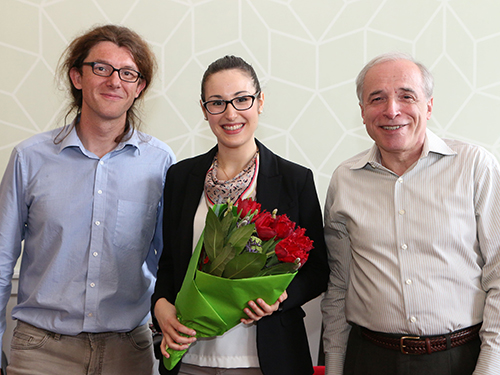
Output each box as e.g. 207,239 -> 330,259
8,321 -> 154,375
179,363 -> 263,375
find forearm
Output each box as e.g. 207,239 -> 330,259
321,281 -> 351,374
472,288 -> 500,374
282,170 -> 328,309
473,347 -> 500,375
322,201 -> 352,375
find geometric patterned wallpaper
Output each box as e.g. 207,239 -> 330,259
2,0 -> 500,206
2,0 -> 500,364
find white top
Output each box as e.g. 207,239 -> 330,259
182,195 -> 259,368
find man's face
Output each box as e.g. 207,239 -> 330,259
360,59 -> 433,163
70,41 -> 146,125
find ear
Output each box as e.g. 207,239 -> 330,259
359,102 -> 366,124
257,92 -> 265,114
70,67 -> 83,90
135,79 -> 147,99
426,97 -> 433,120
200,99 -> 208,120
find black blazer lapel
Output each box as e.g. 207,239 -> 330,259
175,146 -> 218,276
256,139 -> 282,211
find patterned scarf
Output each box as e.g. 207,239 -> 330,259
204,151 -> 259,207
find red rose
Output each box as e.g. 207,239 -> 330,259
275,227 -> 313,266
236,198 -> 261,219
254,212 -> 277,241
273,214 -> 295,239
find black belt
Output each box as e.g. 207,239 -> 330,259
360,324 -> 481,355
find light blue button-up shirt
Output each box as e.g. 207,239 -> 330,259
0,124 -> 175,352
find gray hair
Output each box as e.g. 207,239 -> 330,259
355,52 -> 434,104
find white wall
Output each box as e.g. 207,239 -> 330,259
3,0 -> 500,366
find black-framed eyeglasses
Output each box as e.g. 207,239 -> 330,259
82,62 -> 143,83
202,92 -> 261,115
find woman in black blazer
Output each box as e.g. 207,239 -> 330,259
152,55 -> 328,375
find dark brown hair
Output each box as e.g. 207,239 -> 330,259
201,55 -> 261,102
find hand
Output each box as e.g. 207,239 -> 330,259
154,298 -> 197,358
240,290 -> 288,324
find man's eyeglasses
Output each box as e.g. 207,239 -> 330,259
82,62 -> 143,83
202,92 -> 261,115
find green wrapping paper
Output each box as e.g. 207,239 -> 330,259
163,229 -> 297,370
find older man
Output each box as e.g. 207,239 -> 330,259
0,25 -> 175,374
322,52 -> 500,375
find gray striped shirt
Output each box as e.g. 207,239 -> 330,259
322,129 -> 500,374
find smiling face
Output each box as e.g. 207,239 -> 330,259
360,59 -> 433,167
70,41 -> 146,127
201,68 -> 264,153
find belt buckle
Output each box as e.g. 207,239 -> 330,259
400,336 -> 421,355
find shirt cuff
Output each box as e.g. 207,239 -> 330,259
325,352 -> 345,375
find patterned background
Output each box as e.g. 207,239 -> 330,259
2,0 -> 500,365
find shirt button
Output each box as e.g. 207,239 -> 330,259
401,244 -> 408,250
95,221 -> 101,226
397,177 -> 403,183
90,282 -> 96,288
99,161 -> 104,165
410,316 -> 417,323
405,279 -> 412,285
97,190 -> 103,195
93,252 -> 98,257
399,209 -> 406,215
88,313 -> 93,317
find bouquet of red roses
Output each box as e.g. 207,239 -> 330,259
163,198 -> 314,370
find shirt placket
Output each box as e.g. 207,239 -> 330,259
394,174 -> 418,328
83,157 -> 109,330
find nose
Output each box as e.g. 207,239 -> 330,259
384,98 -> 400,119
224,102 -> 238,120
107,70 -> 122,87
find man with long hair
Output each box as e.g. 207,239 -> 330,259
0,24 -> 175,374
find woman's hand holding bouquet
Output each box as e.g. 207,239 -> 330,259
160,198 -> 314,369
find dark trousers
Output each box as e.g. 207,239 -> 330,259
344,325 -> 480,375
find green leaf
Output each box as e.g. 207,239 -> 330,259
204,208 -> 224,261
256,262 -> 298,276
222,252 -> 267,279
212,203 -> 228,218
227,206 -> 240,234
220,208 -> 234,235
261,238 -> 279,255
227,224 -> 255,253
265,253 -> 280,267
206,243 -> 236,276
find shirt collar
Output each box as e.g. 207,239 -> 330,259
58,120 -> 141,156
351,128 -> 457,170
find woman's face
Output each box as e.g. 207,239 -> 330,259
201,69 -> 264,153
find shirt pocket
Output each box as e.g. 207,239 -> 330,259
112,199 -> 157,252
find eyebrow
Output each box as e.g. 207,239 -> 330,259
93,59 -> 139,70
207,91 -> 251,100
367,90 -> 383,101
367,87 -> 419,100
400,87 -> 418,96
